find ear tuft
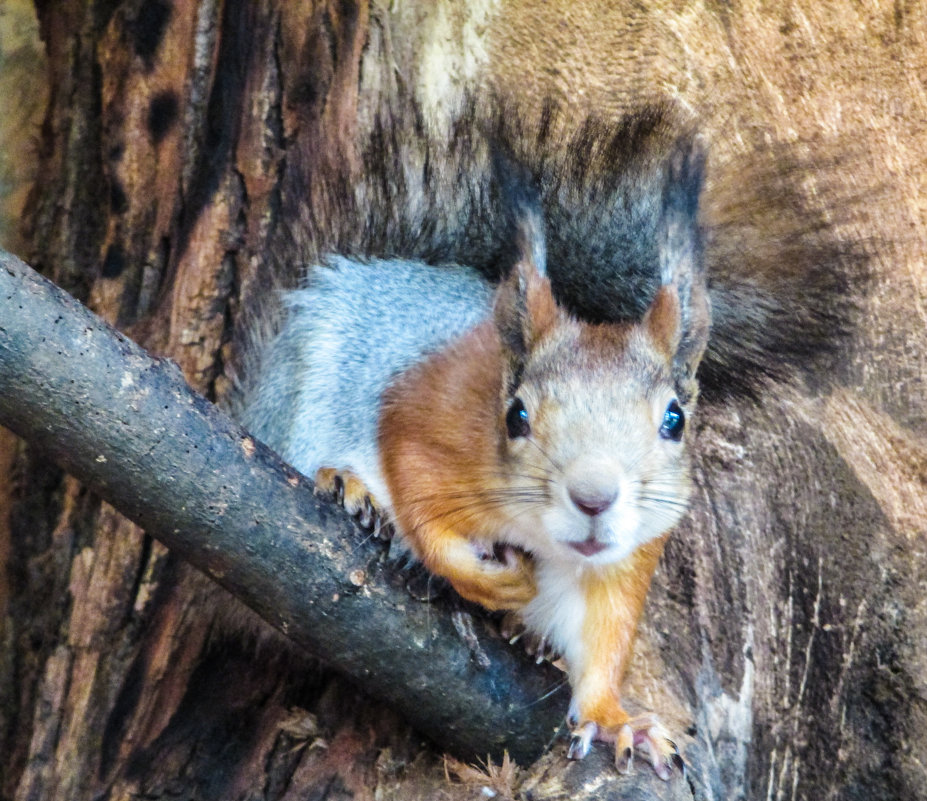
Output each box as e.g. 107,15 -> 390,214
656,134 -> 711,398
491,141 -> 548,278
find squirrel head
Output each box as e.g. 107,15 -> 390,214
490,139 -> 710,566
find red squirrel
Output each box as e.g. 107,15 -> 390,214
244,141 -> 709,777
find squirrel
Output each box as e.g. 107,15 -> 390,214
243,135 -> 710,778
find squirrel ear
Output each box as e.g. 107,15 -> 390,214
492,145 -> 553,363
493,213 -> 556,377
644,284 -> 682,356
653,134 -> 711,402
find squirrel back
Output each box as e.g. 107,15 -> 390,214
242,256 -> 495,507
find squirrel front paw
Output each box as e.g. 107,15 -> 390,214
314,467 -> 391,539
566,713 -> 684,780
444,543 -> 537,611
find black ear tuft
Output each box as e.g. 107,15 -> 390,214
656,134 -> 711,403
490,144 -> 547,278
661,133 -> 707,244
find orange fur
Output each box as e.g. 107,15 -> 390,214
524,267 -> 559,341
644,286 -> 681,358
575,535 -> 668,729
379,321 -> 538,610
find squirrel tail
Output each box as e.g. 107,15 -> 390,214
697,140 -> 870,400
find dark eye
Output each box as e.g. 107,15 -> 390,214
505,398 -> 531,439
659,400 -> 685,441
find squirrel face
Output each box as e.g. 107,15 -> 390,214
379,140 -> 709,578
497,301 -> 693,567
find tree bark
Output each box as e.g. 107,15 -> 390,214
3,2 -> 927,801
0,247 -> 568,762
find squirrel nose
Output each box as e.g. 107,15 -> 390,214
564,454 -> 623,517
569,487 -> 618,517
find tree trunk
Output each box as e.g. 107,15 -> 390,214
2,2 -> 926,801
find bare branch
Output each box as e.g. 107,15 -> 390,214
0,248 -> 571,763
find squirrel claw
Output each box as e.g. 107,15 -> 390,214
335,476 -> 346,506
314,467 -> 390,537
533,635 -> 555,664
567,715 -> 683,780
357,495 -> 376,531
567,722 -> 596,760
615,724 -> 635,774
619,716 -> 683,780
375,517 -> 394,540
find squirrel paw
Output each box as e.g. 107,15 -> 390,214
447,543 -> 536,611
566,715 -> 684,781
314,467 -> 392,540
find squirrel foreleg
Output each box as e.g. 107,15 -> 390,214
412,529 -> 537,611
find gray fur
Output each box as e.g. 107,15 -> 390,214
242,256 -> 495,506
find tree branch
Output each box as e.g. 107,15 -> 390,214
0,248 -> 571,763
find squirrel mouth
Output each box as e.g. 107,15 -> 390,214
567,538 -> 609,558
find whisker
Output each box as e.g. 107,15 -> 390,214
347,530 -> 379,554
621,448 -> 648,475
637,489 -> 690,504
633,502 -> 691,527
408,491 -> 547,532
637,495 -> 691,513
402,482 -> 547,500
403,486 -> 550,510
515,676 -> 571,710
636,470 -> 688,486
489,469 -> 554,485
525,435 -> 561,473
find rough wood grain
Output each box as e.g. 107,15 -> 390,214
1,1 -> 925,800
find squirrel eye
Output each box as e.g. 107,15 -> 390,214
505,398 -> 531,439
659,399 -> 685,441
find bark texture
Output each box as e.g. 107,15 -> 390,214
0,248 -> 568,762
2,2 -> 926,801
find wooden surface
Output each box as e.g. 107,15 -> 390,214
1,2 -> 925,800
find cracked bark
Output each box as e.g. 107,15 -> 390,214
2,2 -> 927,801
